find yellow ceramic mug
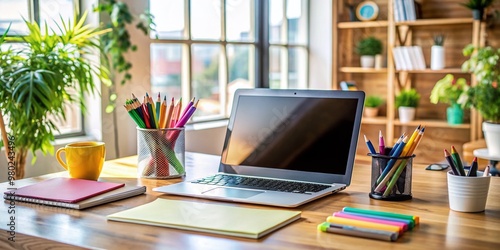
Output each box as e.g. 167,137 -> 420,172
56,141 -> 106,180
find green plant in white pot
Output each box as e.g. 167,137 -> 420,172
356,36 -> 383,68
364,95 -> 384,117
396,89 -> 421,123
430,74 -> 469,124
460,44 -> 500,155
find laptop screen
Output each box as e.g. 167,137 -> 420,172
220,89 -> 365,185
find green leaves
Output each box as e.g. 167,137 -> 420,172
395,89 -> 421,108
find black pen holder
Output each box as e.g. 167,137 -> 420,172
369,153 -> 415,201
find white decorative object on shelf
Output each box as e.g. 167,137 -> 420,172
431,45 -> 445,70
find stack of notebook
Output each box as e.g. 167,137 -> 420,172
3,177 -> 146,209
318,207 -> 419,242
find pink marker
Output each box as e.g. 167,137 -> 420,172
333,212 -> 408,233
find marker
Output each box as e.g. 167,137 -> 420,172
378,130 -> 385,155
318,222 -> 398,242
342,207 -> 419,225
364,135 -> 377,154
444,149 -> 460,176
333,212 -> 408,232
341,211 -> 415,229
467,157 -> 478,177
326,216 -> 401,234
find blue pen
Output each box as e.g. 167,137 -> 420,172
376,137 -> 408,184
364,135 -> 377,154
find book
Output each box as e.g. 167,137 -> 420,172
4,177 -> 146,209
107,198 -> 301,239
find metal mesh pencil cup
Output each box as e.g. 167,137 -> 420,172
369,153 -> 415,201
137,127 -> 185,179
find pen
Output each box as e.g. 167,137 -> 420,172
450,146 -> 466,176
318,222 -> 398,242
444,149 -> 460,176
483,166 -> 490,176
379,130 -> 385,155
364,135 -> 377,154
467,157 -> 478,177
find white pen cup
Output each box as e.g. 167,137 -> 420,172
447,170 -> 491,212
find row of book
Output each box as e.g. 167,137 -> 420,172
318,207 -> 419,242
393,46 -> 426,70
393,0 -> 419,22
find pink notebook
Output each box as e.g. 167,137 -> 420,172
6,177 -> 125,203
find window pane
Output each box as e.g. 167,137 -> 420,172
40,0 -> 74,35
150,0 -> 185,39
226,0 -> 254,42
269,46 -> 282,88
51,101 -> 82,135
151,44 -> 183,99
269,0 -> 283,43
227,44 -> 255,113
288,47 -> 307,89
192,44 -> 221,117
0,0 -> 29,35
287,0 -> 307,44
191,0 -> 221,40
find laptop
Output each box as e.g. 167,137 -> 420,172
154,89 -> 365,207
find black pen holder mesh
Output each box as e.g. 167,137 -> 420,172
369,153 -> 415,201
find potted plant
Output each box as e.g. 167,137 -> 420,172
0,12 -> 110,179
431,33 -> 445,70
430,74 -> 469,124
461,0 -> 495,20
356,36 -> 383,68
364,95 -> 384,117
395,89 -> 421,123
460,44 -> 500,155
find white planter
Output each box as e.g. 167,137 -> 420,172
482,121 -> 500,156
399,107 -> 416,123
431,45 -> 445,70
360,55 -> 375,68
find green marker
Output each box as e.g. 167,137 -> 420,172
342,207 -> 419,225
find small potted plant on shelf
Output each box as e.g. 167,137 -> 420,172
431,33 -> 446,70
459,44 -> 500,155
461,0 -> 495,20
355,36 -> 383,68
364,95 -> 384,118
395,89 -> 421,123
430,74 -> 469,124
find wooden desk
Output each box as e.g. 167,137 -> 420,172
1,152 -> 500,249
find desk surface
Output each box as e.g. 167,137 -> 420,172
1,153 -> 499,250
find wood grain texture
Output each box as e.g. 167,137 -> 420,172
1,153 -> 499,249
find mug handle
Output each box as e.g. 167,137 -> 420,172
56,148 -> 68,170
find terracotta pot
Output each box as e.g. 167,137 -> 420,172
364,107 -> 379,117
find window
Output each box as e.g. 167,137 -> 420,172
0,0 -> 82,137
149,0 -> 309,122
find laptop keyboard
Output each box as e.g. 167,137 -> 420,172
191,175 -> 331,194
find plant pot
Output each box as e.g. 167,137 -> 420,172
431,45 -> 445,70
472,9 -> 484,20
482,121 -> 500,156
360,55 -> 375,68
364,107 -> 379,117
398,106 -> 416,123
447,103 -> 463,125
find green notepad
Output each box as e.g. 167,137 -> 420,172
107,198 -> 301,239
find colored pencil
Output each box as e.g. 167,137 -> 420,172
444,149 -> 460,175
379,130 -> 385,155
364,135 -> 377,154
450,146 -> 466,176
467,157 -> 478,177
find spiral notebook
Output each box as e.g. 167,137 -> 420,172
3,177 -> 146,209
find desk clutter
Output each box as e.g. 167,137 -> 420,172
365,126 -> 425,201
107,198 -> 301,239
3,177 -> 146,209
318,207 -> 419,242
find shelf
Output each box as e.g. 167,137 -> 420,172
338,21 -> 388,29
340,67 -> 388,73
396,18 -> 474,27
362,117 -> 388,125
394,119 -> 471,129
395,68 -> 467,74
